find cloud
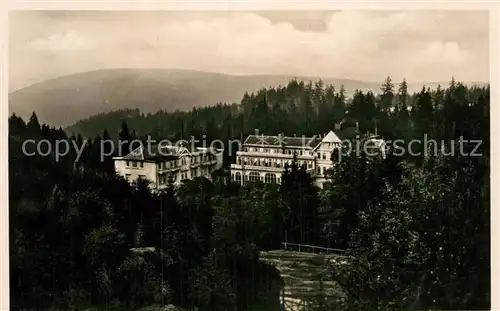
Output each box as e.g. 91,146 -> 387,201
416,41 -> 472,63
9,10 -> 489,91
29,31 -> 93,52
152,11 -> 482,80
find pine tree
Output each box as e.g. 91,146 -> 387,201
118,121 -> 132,156
380,76 -> 395,112
9,113 -> 27,136
280,154 -> 319,245
397,78 -> 408,112
26,112 -> 41,136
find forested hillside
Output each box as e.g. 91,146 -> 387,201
65,77 -> 486,143
9,68 -> 380,127
9,77 -> 490,310
10,68 -> 479,127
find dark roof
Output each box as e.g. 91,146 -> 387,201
244,134 -> 322,149
122,144 -> 180,162
146,154 -> 179,161
121,143 -> 217,162
122,152 -> 143,161
156,143 -> 197,153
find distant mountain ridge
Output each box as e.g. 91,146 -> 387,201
8,68 -> 487,127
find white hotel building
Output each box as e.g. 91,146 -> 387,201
113,143 -> 224,190
230,129 -> 344,189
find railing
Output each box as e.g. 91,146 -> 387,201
236,150 -> 316,160
231,163 -> 316,173
201,159 -> 218,166
230,163 -> 287,174
130,247 -> 156,253
158,165 -> 180,172
281,242 -> 345,256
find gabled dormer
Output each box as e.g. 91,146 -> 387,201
313,130 -> 342,152
123,145 -> 145,160
177,145 -> 192,157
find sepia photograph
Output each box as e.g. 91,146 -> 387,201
6,7 -> 492,311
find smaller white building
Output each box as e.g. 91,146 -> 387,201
113,143 -> 224,190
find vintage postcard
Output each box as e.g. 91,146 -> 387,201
3,4 -> 496,311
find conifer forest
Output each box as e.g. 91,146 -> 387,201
9,77 -> 490,310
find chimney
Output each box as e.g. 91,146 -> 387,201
294,134 -> 296,137
254,129 -> 259,136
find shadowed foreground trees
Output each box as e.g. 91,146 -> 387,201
9,79 -> 489,310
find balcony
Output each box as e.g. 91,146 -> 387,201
201,159 -> 218,166
158,165 -> 179,172
231,163 -> 285,173
236,151 -> 315,160
231,162 -> 317,173
235,159 -> 314,168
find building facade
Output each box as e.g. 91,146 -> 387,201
113,143 -> 224,190
230,129 -> 343,189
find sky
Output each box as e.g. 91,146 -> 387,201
9,10 -> 489,91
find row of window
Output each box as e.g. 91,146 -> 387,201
231,167 -> 329,181
126,161 -> 144,168
125,173 -> 146,181
243,147 -> 333,160
317,152 -> 330,160
317,166 -> 329,175
191,154 -> 213,163
158,174 -> 176,184
158,154 -> 214,169
232,172 -> 280,184
245,147 -> 313,156
157,167 -> 212,184
126,154 -> 216,171
159,161 -> 177,170
237,157 -> 314,169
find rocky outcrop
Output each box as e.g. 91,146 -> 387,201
259,250 -> 347,311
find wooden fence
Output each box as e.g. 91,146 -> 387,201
281,242 -> 345,255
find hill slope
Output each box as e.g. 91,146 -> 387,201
9,68 -> 483,127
